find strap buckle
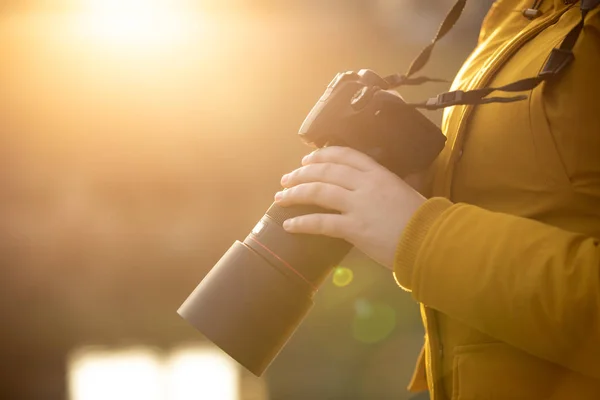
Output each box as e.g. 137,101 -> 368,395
522,8 -> 543,19
540,48 -> 575,78
426,90 -> 464,108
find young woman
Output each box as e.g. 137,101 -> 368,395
274,1 -> 600,398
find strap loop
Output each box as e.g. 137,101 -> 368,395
540,48 -> 575,78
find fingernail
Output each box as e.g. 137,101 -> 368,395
280,174 -> 289,185
283,219 -> 292,229
302,154 -> 310,164
274,191 -> 283,201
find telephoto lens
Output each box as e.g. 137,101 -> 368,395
177,203 -> 352,376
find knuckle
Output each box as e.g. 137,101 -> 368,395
319,162 -> 332,177
327,218 -> 343,237
318,215 -> 338,237
309,148 -> 322,160
295,165 -> 316,183
312,182 -> 326,198
301,164 -> 314,179
314,215 -> 327,235
336,146 -> 351,158
299,184 -> 312,199
292,183 -> 310,200
319,146 -> 339,160
290,217 -> 303,229
287,185 -> 300,198
288,168 -> 301,182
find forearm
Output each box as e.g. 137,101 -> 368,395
394,197 -> 600,378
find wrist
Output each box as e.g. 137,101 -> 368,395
393,197 -> 453,291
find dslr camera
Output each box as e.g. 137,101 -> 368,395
177,69 -> 446,376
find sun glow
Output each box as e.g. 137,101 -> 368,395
78,0 -> 200,49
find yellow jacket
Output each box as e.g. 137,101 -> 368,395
393,1 -> 600,399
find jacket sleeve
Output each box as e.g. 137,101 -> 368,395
393,197 -> 600,379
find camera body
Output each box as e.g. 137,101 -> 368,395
299,69 -> 446,176
177,69 -> 446,376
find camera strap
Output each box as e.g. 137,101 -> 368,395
384,0 -> 600,110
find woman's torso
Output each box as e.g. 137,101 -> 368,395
422,0 -> 600,398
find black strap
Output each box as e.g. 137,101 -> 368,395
384,0 -> 466,87
385,0 -> 598,110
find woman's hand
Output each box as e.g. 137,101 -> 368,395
275,146 -> 426,270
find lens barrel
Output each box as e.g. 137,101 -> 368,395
178,203 -> 351,375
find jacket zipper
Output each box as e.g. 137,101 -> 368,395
425,5 -> 576,400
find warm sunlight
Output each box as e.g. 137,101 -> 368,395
68,345 -> 241,400
84,0 -> 174,13
68,347 -> 163,400
165,346 -> 240,400
78,0 -> 200,49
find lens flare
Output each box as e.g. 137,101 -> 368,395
352,299 -> 397,344
332,266 -> 354,287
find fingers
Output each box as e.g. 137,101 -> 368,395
281,163 -> 362,190
282,213 -> 354,240
302,146 -> 379,172
275,182 -> 351,213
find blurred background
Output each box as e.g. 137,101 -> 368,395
0,1 -> 494,399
